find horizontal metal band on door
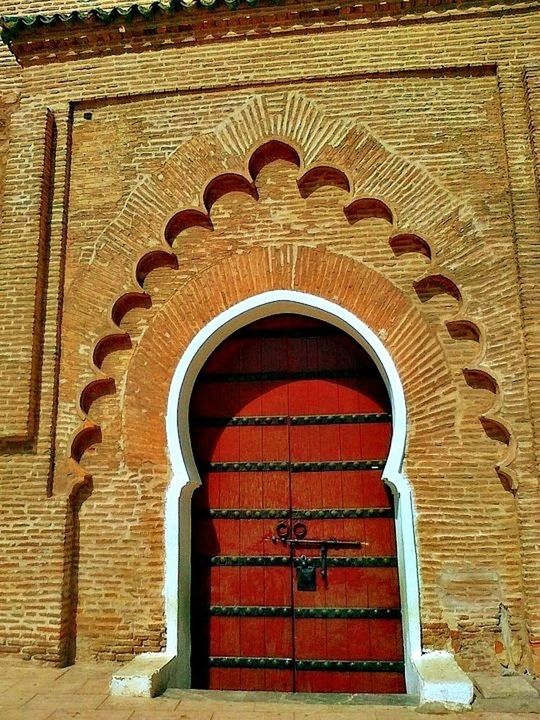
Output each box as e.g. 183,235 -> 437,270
199,508 -> 393,520
209,657 -> 404,673
296,660 -> 405,673
200,460 -> 386,473
207,555 -> 398,567
198,369 -> 376,383
209,605 -> 401,619
210,656 -> 293,670
192,413 -> 391,427
233,326 -> 346,339
210,605 -> 292,617
291,413 -> 391,425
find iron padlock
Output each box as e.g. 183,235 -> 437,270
296,555 -> 316,591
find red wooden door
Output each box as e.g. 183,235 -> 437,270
189,314 -> 404,694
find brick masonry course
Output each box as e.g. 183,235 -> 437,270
0,0 -> 538,681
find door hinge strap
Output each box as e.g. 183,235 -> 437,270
208,555 -> 290,566
192,413 -> 391,427
208,606 -> 401,618
208,657 -> 404,672
295,660 -> 404,672
290,413 -> 391,425
209,656 -> 294,669
203,509 -> 289,519
292,508 -> 393,519
192,415 -> 288,427
206,555 -> 397,567
198,369 -> 376,383
202,461 -> 289,472
201,460 -> 385,473
291,460 -> 385,472
295,607 -> 401,619
210,605 -> 292,617
233,326 -> 342,339
293,556 -> 398,568
200,508 -> 393,519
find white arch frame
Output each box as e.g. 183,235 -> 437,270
165,290 -> 422,693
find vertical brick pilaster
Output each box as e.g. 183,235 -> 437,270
498,64 -> 540,659
0,104 -> 56,443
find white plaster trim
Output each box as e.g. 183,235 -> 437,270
164,290 -> 423,692
110,652 -> 176,698
414,651 -> 474,708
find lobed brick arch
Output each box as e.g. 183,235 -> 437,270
61,133 -> 514,498
122,244 -> 455,475
56,94 -> 517,504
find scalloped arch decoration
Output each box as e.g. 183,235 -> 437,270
57,94 -> 515,497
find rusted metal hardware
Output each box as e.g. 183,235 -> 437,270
202,460 -> 385,472
208,605 -> 402,618
208,656 -> 405,672
192,412 -> 390,426
200,507 -> 392,519
207,555 -> 397,567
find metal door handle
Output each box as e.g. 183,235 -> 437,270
272,521 -> 290,542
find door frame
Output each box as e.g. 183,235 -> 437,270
165,290 -> 422,693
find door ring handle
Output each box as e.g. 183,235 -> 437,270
293,521 -> 308,539
275,522 -> 290,540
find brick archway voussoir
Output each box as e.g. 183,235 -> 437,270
122,245 -> 456,475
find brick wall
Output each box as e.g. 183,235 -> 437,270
0,1 -> 539,674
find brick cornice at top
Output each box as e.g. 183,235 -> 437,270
2,0 -> 540,66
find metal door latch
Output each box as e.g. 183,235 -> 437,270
271,521 -> 364,590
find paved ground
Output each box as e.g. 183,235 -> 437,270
0,659 -> 535,720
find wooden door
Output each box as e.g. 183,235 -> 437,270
189,314 -> 405,693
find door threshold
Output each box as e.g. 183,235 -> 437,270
164,688 -> 418,706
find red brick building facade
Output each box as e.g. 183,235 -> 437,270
0,0 -> 539,701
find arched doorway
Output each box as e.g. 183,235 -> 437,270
188,313 -> 404,693
165,290 -> 422,695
